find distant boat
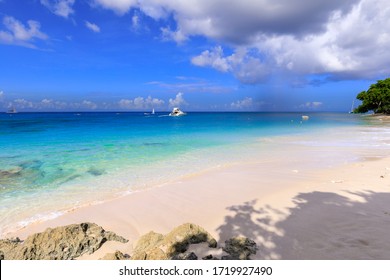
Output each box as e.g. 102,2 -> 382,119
301,115 -> 309,120
144,108 -> 156,116
7,107 -> 17,114
349,99 -> 355,113
169,107 -> 186,117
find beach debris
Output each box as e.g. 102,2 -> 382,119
131,223 -> 217,260
221,236 -> 258,260
0,223 -> 128,260
100,251 -> 130,260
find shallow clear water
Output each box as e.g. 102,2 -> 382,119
0,112 -> 387,235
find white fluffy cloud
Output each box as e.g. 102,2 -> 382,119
92,0 -> 357,41
231,97 -> 253,110
190,0 -> 390,82
169,92 -> 187,108
119,96 -> 165,109
147,77 -> 233,94
300,101 -> 323,109
85,21 -> 101,33
12,98 -> 34,109
92,0 -> 390,83
0,16 -> 48,48
81,100 -> 98,109
38,99 -> 68,109
6,98 -> 100,111
192,46 -> 269,84
131,13 -> 140,30
191,46 -> 230,72
93,0 -> 138,15
41,0 -> 75,18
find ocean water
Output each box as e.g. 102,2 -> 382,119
0,112 -> 388,235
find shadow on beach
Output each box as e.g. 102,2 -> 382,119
217,191 -> 390,259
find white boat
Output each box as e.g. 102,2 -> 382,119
349,99 -> 355,113
169,107 -> 186,116
144,108 -> 156,115
7,107 -> 17,114
301,115 -> 309,120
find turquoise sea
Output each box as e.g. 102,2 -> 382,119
0,112 -> 389,235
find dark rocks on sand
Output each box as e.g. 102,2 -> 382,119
0,223 -> 128,260
0,222 -> 259,261
222,236 -> 258,260
171,252 -> 198,260
131,223 -> 217,260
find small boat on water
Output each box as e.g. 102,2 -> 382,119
7,107 -> 17,114
349,99 -> 355,114
169,107 -> 186,116
144,108 -> 156,116
301,115 -> 309,120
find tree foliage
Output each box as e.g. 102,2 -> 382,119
354,78 -> 390,114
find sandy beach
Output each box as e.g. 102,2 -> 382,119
5,128 -> 390,259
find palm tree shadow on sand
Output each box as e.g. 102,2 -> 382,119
216,191 -> 390,259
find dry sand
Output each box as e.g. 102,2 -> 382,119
7,147 -> 390,260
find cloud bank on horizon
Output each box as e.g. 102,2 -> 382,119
0,0 -> 389,111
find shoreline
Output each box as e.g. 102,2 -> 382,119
5,150 -> 390,259
2,115 -> 390,259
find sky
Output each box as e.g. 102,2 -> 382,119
0,0 -> 389,112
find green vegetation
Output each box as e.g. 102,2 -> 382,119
354,78 -> 390,114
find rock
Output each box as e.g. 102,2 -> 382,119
100,251 -> 130,260
0,237 -> 22,260
131,231 -> 165,260
131,223 -> 217,260
0,223 -> 128,260
202,254 -> 216,260
222,237 -> 258,260
0,166 -> 23,178
171,252 -> 198,260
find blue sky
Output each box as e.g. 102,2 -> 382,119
0,0 -> 389,112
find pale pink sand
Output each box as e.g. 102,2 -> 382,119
7,151 -> 390,259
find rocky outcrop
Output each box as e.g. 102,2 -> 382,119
100,251 -> 130,260
131,223 -> 217,260
0,237 -> 21,260
221,236 -> 258,260
0,223 -> 128,260
171,252 -> 198,260
0,222 -> 258,260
